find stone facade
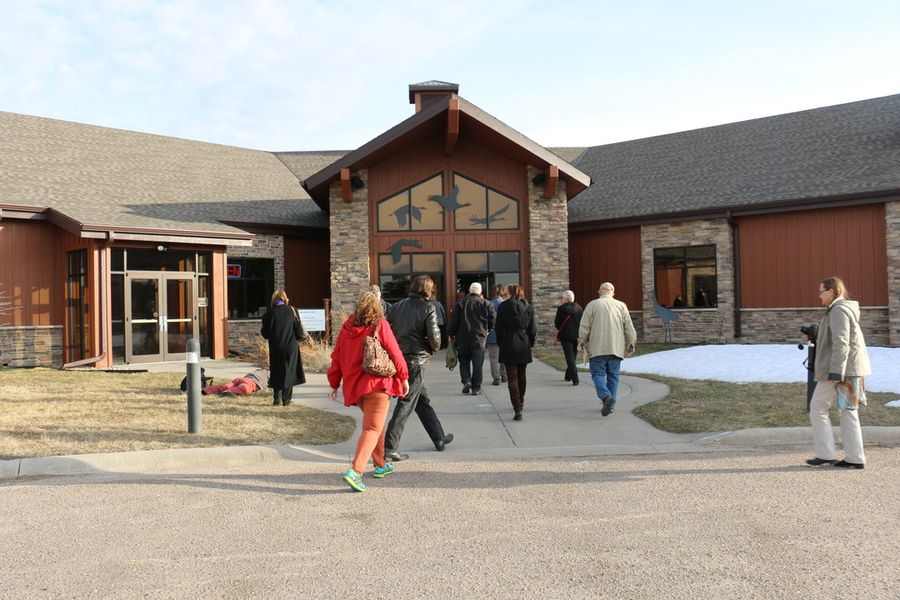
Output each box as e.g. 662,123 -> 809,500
329,169 -> 370,338
887,201 -> 900,346
226,233 -> 285,292
738,308 -> 889,346
0,326 -> 64,367
640,219 -> 735,344
527,166 -> 571,348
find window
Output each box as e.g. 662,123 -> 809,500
378,253 -> 445,303
654,245 -> 717,308
66,250 -> 90,361
455,251 -> 520,291
377,174 -> 444,232
453,174 -> 519,231
227,258 -> 274,318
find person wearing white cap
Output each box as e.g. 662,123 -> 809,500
448,281 -> 495,395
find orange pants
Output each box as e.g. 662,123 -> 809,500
351,392 -> 390,475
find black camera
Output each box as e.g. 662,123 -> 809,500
799,324 -> 818,342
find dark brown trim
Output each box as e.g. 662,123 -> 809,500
569,189 -> 900,232
340,168 -> 352,202
221,222 -> 328,237
444,98 -> 459,157
727,210 -> 742,338
544,165 -> 559,199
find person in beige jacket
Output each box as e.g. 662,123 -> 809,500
806,276 -> 871,469
578,282 -> 636,416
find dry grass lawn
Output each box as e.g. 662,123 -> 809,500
0,368 -> 355,460
534,347 -> 900,433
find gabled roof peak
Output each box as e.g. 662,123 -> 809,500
409,80 -> 459,104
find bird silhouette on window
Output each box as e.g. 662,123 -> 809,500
427,186 -> 470,212
390,204 -> 428,228
388,239 -> 424,264
469,204 -> 510,226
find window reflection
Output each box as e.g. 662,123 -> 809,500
453,174 -> 519,230
377,175 -> 444,232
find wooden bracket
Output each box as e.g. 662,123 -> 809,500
444,98 -> 459,157
340,168 -> 352,202
543,165 -> 559,199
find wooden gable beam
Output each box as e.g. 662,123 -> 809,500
543,164 -> 559,199
444,97 -> 460,157
340,168 -> 352,202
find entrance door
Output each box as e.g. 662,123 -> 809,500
125,271 -> 198,363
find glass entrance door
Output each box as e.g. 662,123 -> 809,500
125,272 -> 198,363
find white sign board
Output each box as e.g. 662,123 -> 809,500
298,309 -> 326,332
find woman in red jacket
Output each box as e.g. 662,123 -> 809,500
328,290 -> 409,492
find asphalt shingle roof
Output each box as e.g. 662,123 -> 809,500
569,93 -> 900,223
0,111 -> 327,235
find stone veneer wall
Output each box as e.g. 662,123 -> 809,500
0,326 -> 64,367
226,234 -> 285,293
641,219 -> 735,344
887,201 -> 900,346
527,166 -> 570,348
226,320 -> 263,357
329,169 -> 370,340
738,308 -> 889,346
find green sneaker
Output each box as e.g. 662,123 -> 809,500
373,464 -> 394,478
342,469 -> 366,492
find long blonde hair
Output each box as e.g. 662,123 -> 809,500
354,290 -> 384,328
271,289 -> 289,306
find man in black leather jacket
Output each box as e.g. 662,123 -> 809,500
383,275 -> 453,461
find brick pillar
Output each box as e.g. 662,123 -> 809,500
527,165 -> 569,348
887,201 -> 900,346
329,169 -> 370,341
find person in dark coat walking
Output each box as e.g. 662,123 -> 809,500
554,290 -> 584,386
260,290 -> 307,406
495,284 -> 537,421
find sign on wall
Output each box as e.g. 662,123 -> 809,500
226,264 -> 242,278
298,309 -> 326,332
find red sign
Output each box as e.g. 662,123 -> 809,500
226,264 -> 242,278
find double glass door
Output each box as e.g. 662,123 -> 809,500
125,271 -> 198,363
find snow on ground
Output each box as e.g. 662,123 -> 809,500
597,344 -> 900,396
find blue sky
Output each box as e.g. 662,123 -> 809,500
2,0 -> 898,151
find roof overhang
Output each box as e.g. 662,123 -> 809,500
0,204 -> 253,246
302,95 -> 592,207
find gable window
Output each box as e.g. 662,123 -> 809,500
377,174 -> 444,232
453,174 -> 519,231
654,245 -> 717,308
227,258 -> 274,319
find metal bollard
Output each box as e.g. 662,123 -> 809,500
186,338 -> 202,433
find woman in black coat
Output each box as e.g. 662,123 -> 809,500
495,284 -> 537,421
554,290 -> 583,385
261,290 -> 307,406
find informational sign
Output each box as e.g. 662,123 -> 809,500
197,297 -> 208,308
298,309 -> 326,332
226,264 -> 242,278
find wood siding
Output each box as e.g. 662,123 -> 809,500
737,204 -> 888,308
284,235 -> 330,308
0,220 -> 66,326
568,227 -> 642,308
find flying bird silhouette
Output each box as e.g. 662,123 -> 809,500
427,186 -> 470,212
469,204 -> 510,226
389,204 -> 428,228
388,238 -> 424,264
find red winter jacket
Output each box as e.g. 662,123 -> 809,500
327,316 -> 409,406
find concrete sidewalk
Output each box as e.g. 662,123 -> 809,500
3,351 -> 898,479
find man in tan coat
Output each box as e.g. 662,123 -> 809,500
578,282 -> 636,416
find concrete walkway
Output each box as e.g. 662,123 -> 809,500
3,350 -> 898,478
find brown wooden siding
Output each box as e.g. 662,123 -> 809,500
284,235 -> 330,308
211,249 -> 228,358
0,220 -> 66,326
737,204 -> 887,308
568,227 -> 642,308
368,136 -> 530,310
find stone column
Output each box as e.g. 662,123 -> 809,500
887,201 -> 900,346
527,165 -> 570,348
329,169 -> 370,340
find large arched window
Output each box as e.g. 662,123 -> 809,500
376,174 -> 444,232
452,173 -> 519,231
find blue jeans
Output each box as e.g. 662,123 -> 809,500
589,355 -> 622,407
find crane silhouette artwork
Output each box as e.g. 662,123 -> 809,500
387,238 -> 424,264
469,203 -> 510,226
389,203 -> 428,228
427,185 -> 470,211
